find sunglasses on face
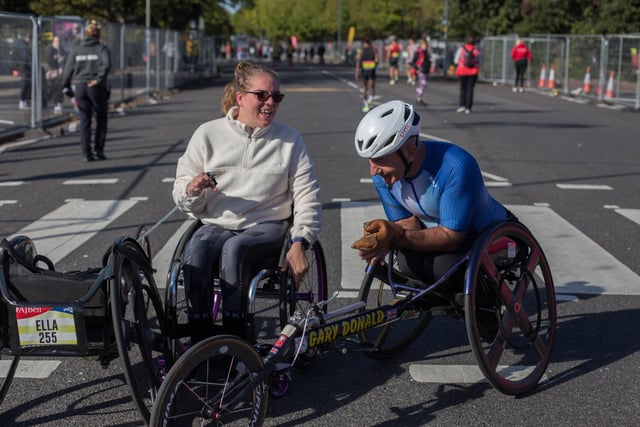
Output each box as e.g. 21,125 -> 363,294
242,90 -> 285,103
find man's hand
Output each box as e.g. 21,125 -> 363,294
351,219 -> 405,251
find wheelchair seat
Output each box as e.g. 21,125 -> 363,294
0,236 -> 105,310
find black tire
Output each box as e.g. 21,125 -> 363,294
357,265 -> 432,359
464,220 -> 556,396
279,241 -> 328,328
150,335 -> 268,427
0,353 -> 19,405
110,239 -> 169,422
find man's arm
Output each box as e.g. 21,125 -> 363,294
395,216 -> 466,252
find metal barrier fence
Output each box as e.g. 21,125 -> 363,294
480,34 -> 640,109
0,12 -> 218,138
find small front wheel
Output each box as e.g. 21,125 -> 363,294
150,335 -> 268,427
357,265 -> 432,359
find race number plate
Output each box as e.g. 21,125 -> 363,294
16,306 -> 78,346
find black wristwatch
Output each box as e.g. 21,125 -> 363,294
291,236 -> 310,250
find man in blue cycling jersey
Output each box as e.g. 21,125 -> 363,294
352,100 -> 508,285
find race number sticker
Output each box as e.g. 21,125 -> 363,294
16,307 -> 78,346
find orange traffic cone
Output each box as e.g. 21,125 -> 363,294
547,65 -> 556,89
604,70 -> 615,99
583,66 -> 591,94
538,64 -> 546,88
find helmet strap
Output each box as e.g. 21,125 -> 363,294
396,148 -> 412,178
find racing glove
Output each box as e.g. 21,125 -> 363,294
351,219 -> 405,251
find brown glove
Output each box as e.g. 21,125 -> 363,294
351,219 -> 405,251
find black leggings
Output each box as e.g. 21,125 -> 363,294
514,59 -> 528,88
182,221 -> 289,320
396,239 -> 475,291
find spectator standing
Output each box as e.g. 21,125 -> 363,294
16,31 -> 32,110
511,39 -> 533,92
405,38 -> 416,85
317,44 -> 326,64
62,21 -> 112,162
45,36 -> 64,114
454,35 -> 480,114
411,39 -> 431,106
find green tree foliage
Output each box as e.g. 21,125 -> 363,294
3,0 -> 640,38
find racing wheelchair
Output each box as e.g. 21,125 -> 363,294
0,219 -> 328,423
149,218 -> 557,426
0,232 -> 169,422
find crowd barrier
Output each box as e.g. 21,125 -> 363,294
0,11 -> 219,139
480,34 -> 640,109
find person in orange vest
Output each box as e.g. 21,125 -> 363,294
511,39 -> 533,93
454,35 -> 480,114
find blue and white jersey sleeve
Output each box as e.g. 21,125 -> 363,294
371,140 -> 506,236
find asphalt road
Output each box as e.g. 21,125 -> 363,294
1,62 -> 639,426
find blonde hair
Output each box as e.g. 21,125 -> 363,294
85,20 -> 101,38
220,61 -> 279,114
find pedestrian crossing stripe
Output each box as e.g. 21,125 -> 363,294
5,199 -> 640,296
9,199 -> 140,265
341,202 -> 640,296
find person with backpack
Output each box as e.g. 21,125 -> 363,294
454,35 -> 480,114
411,39 -> 431,106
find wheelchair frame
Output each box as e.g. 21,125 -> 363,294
149,218 -> 557,426
0,233 -> 169,422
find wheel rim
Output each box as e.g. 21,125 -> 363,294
465,222 -> 556,395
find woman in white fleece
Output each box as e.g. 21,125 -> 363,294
173,61 -> 321,343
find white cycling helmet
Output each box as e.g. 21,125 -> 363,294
354,100 -> 421,159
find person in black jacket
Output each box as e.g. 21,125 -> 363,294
62,21 -> 112,162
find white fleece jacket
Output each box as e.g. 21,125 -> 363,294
173,107 -> 321,244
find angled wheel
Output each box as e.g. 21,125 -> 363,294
279,241 -> 328,328
357,261 -> 432,359
135,225 -> 152,264
150,335 -> 268,427
465,220 -> 556,396
110,238 -> 170,422
0,353 -> 19,406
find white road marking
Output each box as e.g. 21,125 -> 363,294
0,181 -> 24,186
0,200 -> 18,206
9,199 -> 140,264
556,183 -> 613,190
615,208 -> 640,226
409,364 -> 547,384
152,218 -> 195,288
63,178 -> 119,185
0,360 -> 61,379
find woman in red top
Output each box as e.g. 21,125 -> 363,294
511,39 -> 533,92
455,35 -> 480,114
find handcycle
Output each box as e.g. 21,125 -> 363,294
149,218 -> 557,426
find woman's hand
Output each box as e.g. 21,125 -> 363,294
186,172 -> 218,197
283,242 -> 309,288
